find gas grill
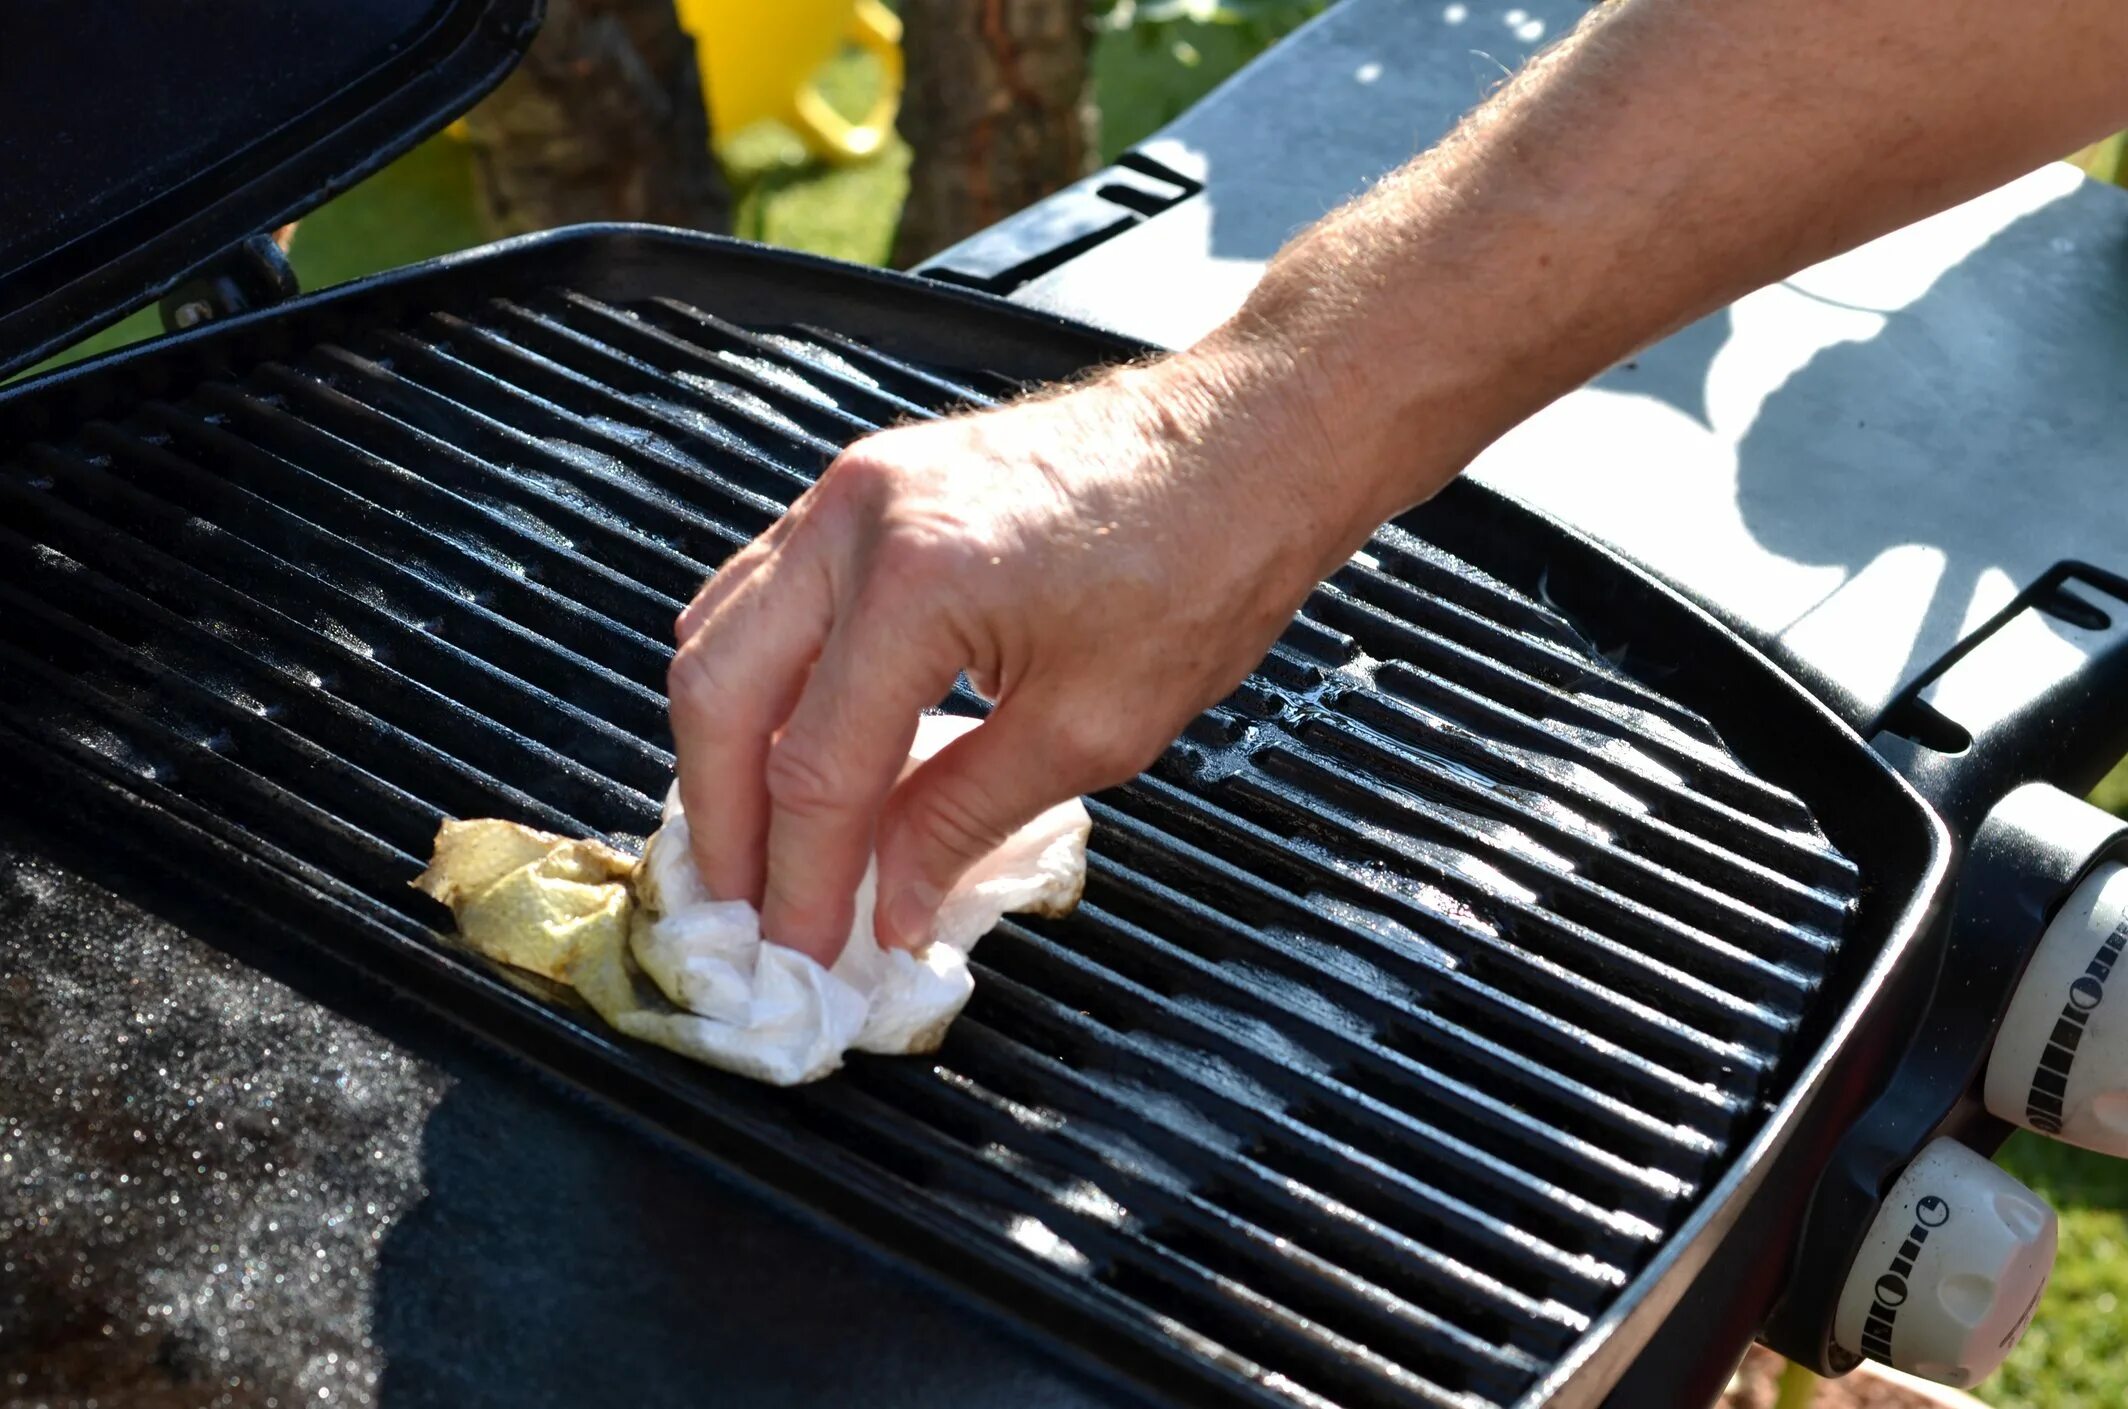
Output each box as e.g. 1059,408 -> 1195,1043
9,4 -> 2128,1408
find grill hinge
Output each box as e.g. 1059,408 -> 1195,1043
159,232 -> 300,333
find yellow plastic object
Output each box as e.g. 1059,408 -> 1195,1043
678,0 -> 903,165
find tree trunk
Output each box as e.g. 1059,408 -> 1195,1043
891,0 -> 1096,269
462,0 -> 729,236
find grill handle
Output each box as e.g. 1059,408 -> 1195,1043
1871,562 -> 2128,844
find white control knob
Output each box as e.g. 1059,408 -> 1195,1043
1985,861 -> 2128,1153
1832,1139 -> 2055,1388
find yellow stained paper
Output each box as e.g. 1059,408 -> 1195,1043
412,818 -> 637,982
410,817 -> 817,1081
412,719 -> 1090,1086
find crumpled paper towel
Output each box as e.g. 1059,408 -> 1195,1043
414,714 -> 1091,1085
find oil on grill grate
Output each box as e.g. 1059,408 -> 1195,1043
0,284 -> 1859,1409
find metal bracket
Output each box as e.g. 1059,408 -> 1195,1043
915,151 -> 1201,296
1873,562 -> 2128,844
157,233 -> 300,333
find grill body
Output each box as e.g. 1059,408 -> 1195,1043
0,228 -> 1949,1409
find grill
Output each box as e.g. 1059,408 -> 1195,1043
0,236 -> 1893,1409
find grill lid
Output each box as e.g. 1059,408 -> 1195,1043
0,0 -> 539,379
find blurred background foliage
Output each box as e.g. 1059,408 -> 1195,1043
1093,0 -> 1328,160
35,0 -> 1329,374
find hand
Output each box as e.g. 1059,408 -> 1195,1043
666,337 -> 1408,964
677,0 -> 2125,968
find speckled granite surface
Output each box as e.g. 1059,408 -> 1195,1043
0,818 -> 1149,1409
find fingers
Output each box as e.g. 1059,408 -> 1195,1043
873,703 -> 1150,949
674,493 -> 811,643
757,589 -> 962,963
674,546 -> 757,645
668,548 -> 835,907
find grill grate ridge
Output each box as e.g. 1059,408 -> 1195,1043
0,282 -> 1865,1409
1073,837 -> 1724,1174
1089,800 -> 1736,1166
942,1017 -> 1596,1349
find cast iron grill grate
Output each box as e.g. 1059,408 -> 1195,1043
0,285 -> 1861,1409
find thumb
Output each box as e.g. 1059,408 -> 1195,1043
873,705 -> 1121,949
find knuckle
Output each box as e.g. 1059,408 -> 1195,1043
763,875 -> 847,932
674,583 -> 719,645
674,597 -> 711,644
872,521 -> 977,597
816,436 -> 993,606
900,783 -> 1001,867
674,543 -> 768,643
1048,713 -> 1154,788
763,737 -> 850,820
666,641 -> 732,710
820,438 -> 905,505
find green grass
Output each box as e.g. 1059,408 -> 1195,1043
723,50 -> 908,264
285,132 -> 492,287
1983,1133 -> 2128,1407
1093,5 -> 1326,161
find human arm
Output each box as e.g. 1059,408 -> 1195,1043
670,0 -> 2128,963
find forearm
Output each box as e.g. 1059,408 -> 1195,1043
1200,0 -> 2128,538
668,0 -> 2128,957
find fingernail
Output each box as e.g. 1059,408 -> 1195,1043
884,882 -> 942,949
